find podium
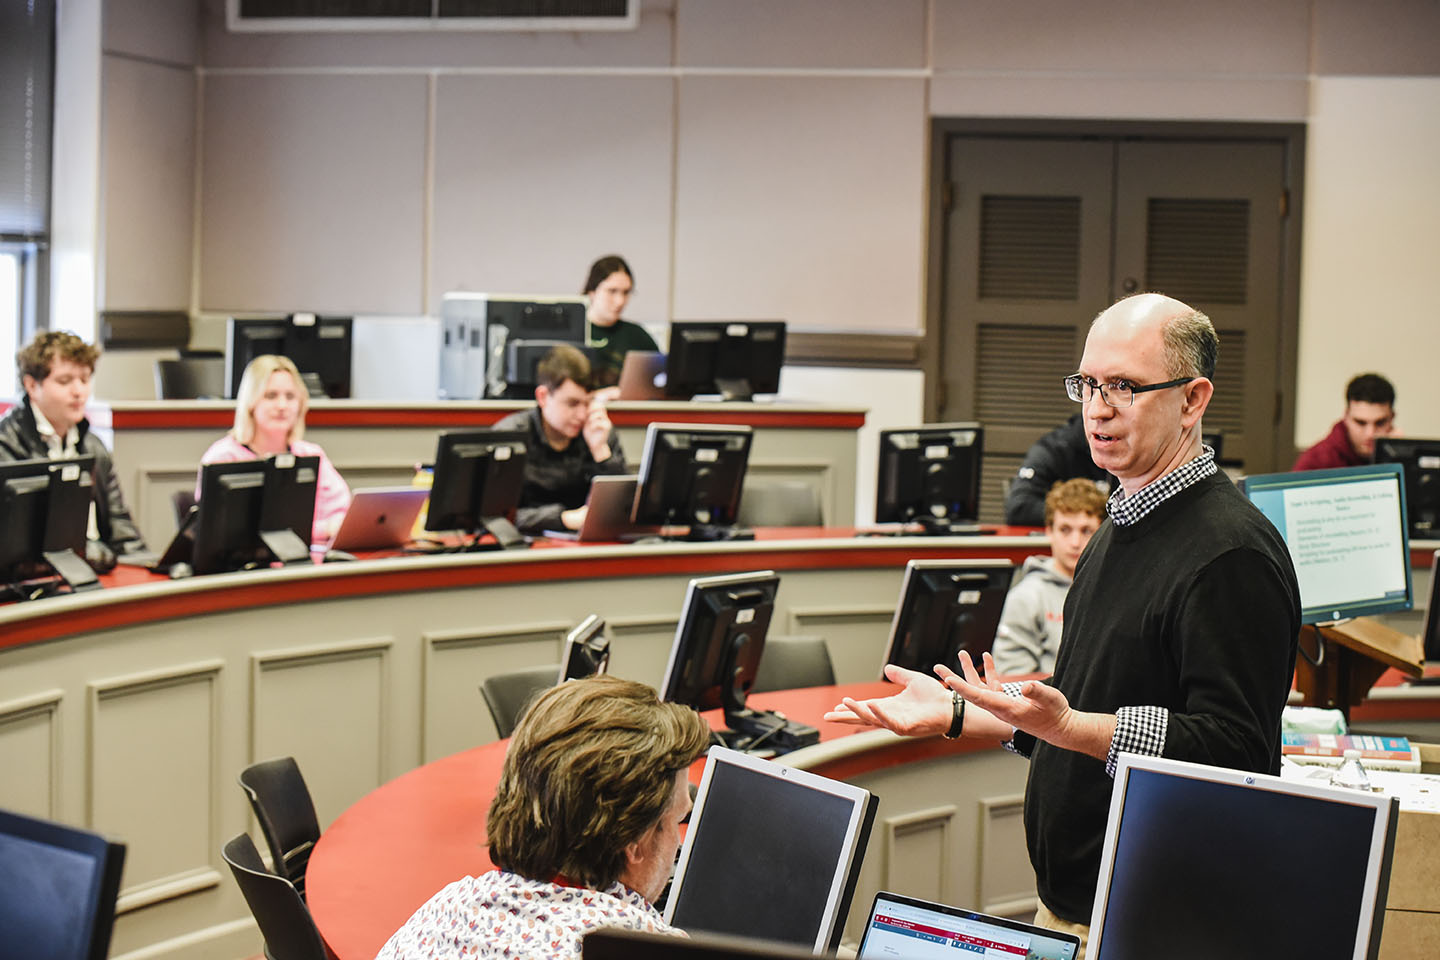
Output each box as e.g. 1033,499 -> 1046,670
1294,617 -> 1425,718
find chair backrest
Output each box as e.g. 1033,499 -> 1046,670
480,664 -> 560,740
155,357 -> 226,399
237,757 -> 321,900
736,479 -> 823,527
0,807 -> 126,960
752,635 -> 836,693
222,833 -> 329,960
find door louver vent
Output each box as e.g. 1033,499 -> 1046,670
978,196 -> 1082,301
1145,198 -> 1249,305
976,324 -> 1078,430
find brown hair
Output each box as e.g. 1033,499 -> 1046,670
536,343 -> 593,393
583,255 -> 633,295
486,675 -> 711,889
17,331 -> 100,383
1045,477 -> 1107,527
233,355 -> 308,445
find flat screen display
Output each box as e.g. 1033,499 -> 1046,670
1241,463 -> 1411,623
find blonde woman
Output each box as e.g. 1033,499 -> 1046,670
196,355 -> 351,544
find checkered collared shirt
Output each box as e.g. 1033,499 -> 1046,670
1000,445 -> 1218,775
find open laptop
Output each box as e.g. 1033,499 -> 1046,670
542,475 -> 661,542
330,487 -> 429,551
617,350 -> 668,400
857,891 -> 1081,960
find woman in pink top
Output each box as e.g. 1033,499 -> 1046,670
197,354 -> 351,545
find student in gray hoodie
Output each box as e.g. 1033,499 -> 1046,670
991,478 -> 1106,675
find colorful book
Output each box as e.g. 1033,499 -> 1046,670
1281,732 -> 1421,772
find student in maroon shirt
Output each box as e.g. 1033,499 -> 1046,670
1293,372 -> 1397,471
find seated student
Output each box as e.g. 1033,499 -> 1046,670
990,477 -> 1106,676
1293,372 -> 1397,471
1003,413 -> 1113,527
197,354 -> 351,544
494,344 -> 628,535
375,675 -> 710,960
0,332 -> 148,570
584,255 -> 659,389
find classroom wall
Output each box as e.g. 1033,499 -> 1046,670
78,0 -> 1440,444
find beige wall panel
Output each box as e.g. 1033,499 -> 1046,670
104,0 -> 199,65
101,57 -> 196,311
606,615 -> 682,692
422,624 -> 569,760
430,75 -> 674,323
1312,0 -> 1440,76
0,692 -> 62,819
251,641 -> 392,829
89,664 -> 222,907
928,74 -> 1309,122
199,74 -> 427,315
978,794 -> 1035,917
785,605 -> 898,685
931,0 -> 1309,75
199,0 -> 674,70
675,0 -> 925,69
884,806 -> 954,904
1296,78 -> 1440,445
673,76 -> 926,333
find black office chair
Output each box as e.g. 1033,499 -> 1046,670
480,665 -> 559,740
237,757 -> 321,902
752,635 -> 836,693
736,479 -> 823,527
222,833 -> 330,960
154,356 -> 226,399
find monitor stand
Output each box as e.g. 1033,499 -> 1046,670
913,518 -> 994,536
679,524 -> 754,542
712,377 -> 754,402
42,548 -> 102,593
258,528 -> 313,565
719,634 -> 819,755
457,517 -> 529,552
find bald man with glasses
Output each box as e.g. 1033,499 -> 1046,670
829,293 -> 1301,951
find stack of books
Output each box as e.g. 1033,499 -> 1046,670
1281,732 -> 1421,772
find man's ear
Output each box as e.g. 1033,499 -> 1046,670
21,374 -> 39,402
534,384 -> 550,407
1180,377 -> 1213,429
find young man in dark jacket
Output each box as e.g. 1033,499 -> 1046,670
0,332 -> 147,570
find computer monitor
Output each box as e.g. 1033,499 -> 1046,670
190,455 -> 318,575
0,456 -> 101,597
503,340 -> 598,398
1373,436 -> 1440,541
226,313 -> 354,399
1241,463 -> 1412,623
664,321 -> 786,401
665,746 -> 877,954
1088,754 -> 1398,960
879,559 -> 1014,676
558,614 -> 609,684
632,423 -> 753,541
0,807 -> 127,960
424,429 -> 529,550
875,422 -> 985,535
1423,550 -> 1440,664
660,571 -> 818,753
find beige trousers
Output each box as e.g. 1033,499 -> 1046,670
1033,902 -> 1090,960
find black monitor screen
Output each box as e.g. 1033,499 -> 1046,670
880,559 -> 1014,675
227,314 -> 353,399
483,298 -> 587,398
425,430 -> 529,536
0,456 -> 97,593
1425,550 -> 1440,663
0,808 -> 126,960
191,456 -> 318,574
1374,436 -> 1440,540
662,571 -> 778,714
665,321 -> 786,401
632,423 -> 752,531
1092,760 -> 1395,960
875,422 -> 984,532
559,614 -> 609,683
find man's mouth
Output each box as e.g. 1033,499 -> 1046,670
1092,431 -> 1117,443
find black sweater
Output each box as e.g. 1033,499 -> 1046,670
1022,471 -> 1300,923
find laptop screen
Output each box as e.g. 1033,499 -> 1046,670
858,892 -> 1079,960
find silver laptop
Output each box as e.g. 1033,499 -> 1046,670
543,475 -> 661,542
330,487 -> 429,551
857,891 -> 1081,960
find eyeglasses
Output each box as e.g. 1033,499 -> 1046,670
1064,374 -> 1195,408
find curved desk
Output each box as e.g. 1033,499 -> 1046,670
0,532 -> 1045,960
305,683 -> 1031,960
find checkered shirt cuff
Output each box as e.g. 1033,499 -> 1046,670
1106,705 -> 1169,777
1000,681 -> 1029,757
